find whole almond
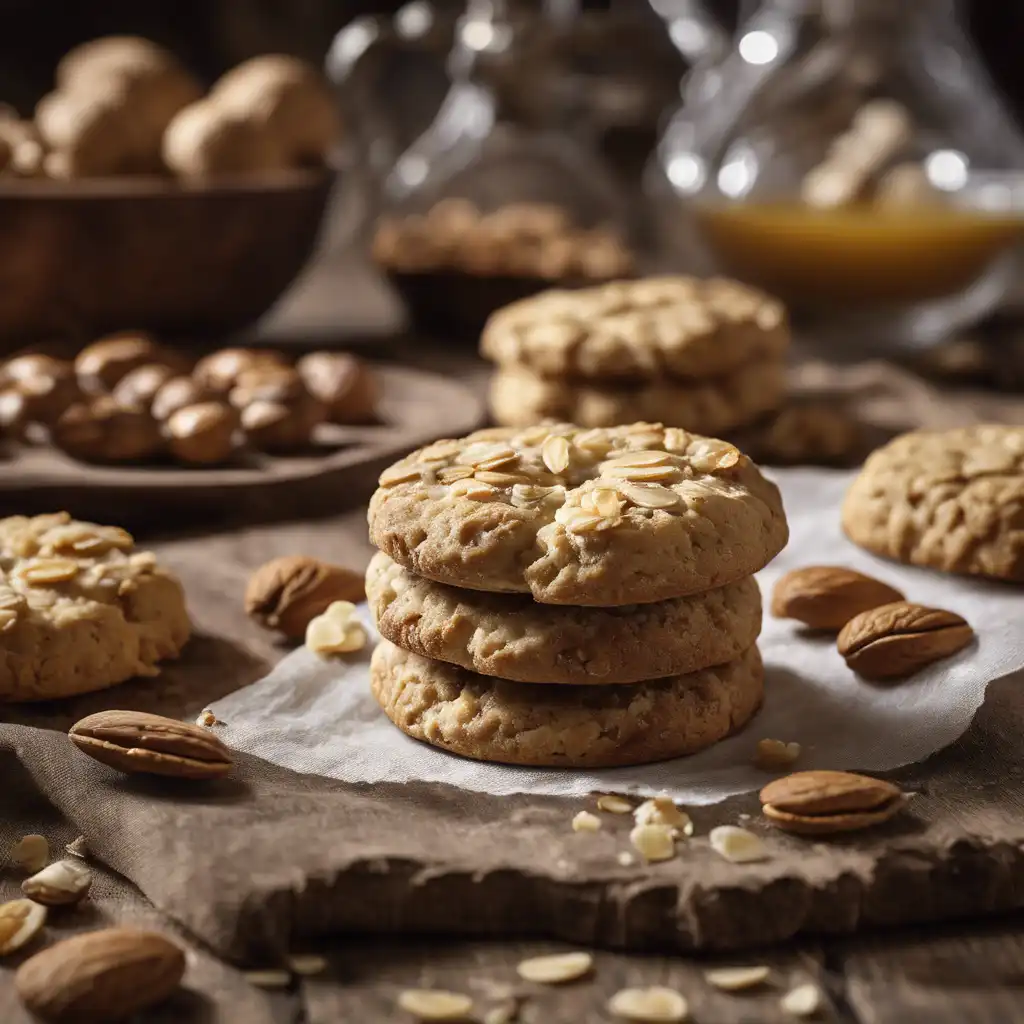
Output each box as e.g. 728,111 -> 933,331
245,555 -> 365,639
16,928 -> 185,1023
771,566 -> 904,631
69,710 -> 232,780
838,601 -> 973,680
760,770 -> 904,834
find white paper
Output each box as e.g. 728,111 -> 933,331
212,469 -> 1024,805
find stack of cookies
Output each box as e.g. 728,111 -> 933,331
480,276 -> 790,435
365,422 -> 788,768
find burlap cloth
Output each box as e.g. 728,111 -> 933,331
1,359 -> 1022,1022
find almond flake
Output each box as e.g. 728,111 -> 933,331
398,989 -> 473,1021
555,507 -> 606,534
11,835 -> 48,873
515,424 -> 557,445
780,983 -> 822,1017
379,464 -> 424,487
0,609 -> 18,632
704,965 -> 770,991
615,482 -> 679,510
245,969 -> 292,989
0,586 -> 24,610
690,441 -> 741,473
709,826 -> 768,863
630,823 -> 675,862
287,954 -> 327,976
463,443 -> 517,469
755,739 -> 802,771
437,466 -> 474,484
420,441 -> 461,461
474,471 -> 527,487
65,836 -> 88,859
663,428 -> 691,452
596,795 -> 633,815
574,429 -> 613,454
608,985 -> 688,1022
583,488 -> 622,519
634,798 -> 693,836
305,602 -> 367,656
17,559 -> 79,585
516,951 -> 592,984
542,435 -> 571,474
449,479 -> 498,501
572,811 -> 602,833
603,450 -> 672,469
604,465 -> 679,484
510,484 -> 553,508
0,899 -> 46,957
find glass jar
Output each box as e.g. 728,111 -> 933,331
368,0 -> 637,339
651,0 -> 1024,354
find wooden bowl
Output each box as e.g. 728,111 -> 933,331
0,169 -> 332,348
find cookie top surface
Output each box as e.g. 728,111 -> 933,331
366,551 -> 762,684
842,425 -> 1024,582
0,512 -> 190,700
370,640 -> 764,768
368,422 -> 788,605
480,276 -> 789,382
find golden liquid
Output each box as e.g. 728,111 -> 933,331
695,203 -> 1024,308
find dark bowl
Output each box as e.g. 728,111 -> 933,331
0,169 -> 333,348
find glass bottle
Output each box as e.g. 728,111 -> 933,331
651,0 -> 1024,354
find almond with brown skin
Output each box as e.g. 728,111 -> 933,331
771,566 -> 904,631
838,601 -> 973,680
16,928 -> 185,1023
245,555 -> 365,638
760,770 -> 905,835
69,710 -> 232,780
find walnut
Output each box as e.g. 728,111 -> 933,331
52,397 -> 164,463
296,352 -> 378,424
244,555 -> 365,638
165,401 -> 238,465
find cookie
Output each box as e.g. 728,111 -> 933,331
842,425 -> 1024,581
481,276 -> 788,382
366,551 -> 763,685
488,358 -> 785,433
368,423 -> 788,605
0,513 -> 191,701
371,640 -> 764,768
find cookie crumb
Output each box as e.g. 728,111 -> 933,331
630,824 -> 675,863
780,983 -> 822,1017
64,836 -> 89,859
572,811 -> 602,834
709,826 -> 768,864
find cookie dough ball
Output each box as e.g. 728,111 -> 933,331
162,100 -> 287,180
211,54 -> 340,166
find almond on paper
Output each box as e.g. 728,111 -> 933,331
608,985 -> 689,1022
709,826 -> 768,863
704,965 -> 770,991
397,988 -> 474,1021
516,951 -> 593,984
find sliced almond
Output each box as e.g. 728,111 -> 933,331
603,450 -> 672,469
615,481 -> 679,510
474,471 -> 527,487
437,466 -> 474,484
572,811 -> 601,833
583,487 -> 623,519
449,478 -> 498,501
663,428 -> 691,452
634,798 -> 693,836
17,558 -> 79,585
709,826 -> 768,864
11,835 -> 48,873
287,954 -> 327,976
542,435 -> 571,474
398,988 -> 473,1021
420,441 -> 461,461
780,983 -> 822,1017
379,463 -> 424,487
689,440 -> 741,473
608,985 -> 688,1022
554,508 -> 607,534
516,951 -> 593,984
463,443 -> 517,469
704,965 -> 770,991
596,794 -> 633,815
630,823 -> 675,862
305,601 -> 367,656
0,899 -> 46,957
245,969 -> 292,989
604,465 -> 679,484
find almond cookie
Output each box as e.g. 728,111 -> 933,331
842,425 -> 1024,582
368,423 -> 787,605
371,640 -> 764,767
0,513 -> 191,701
488,358 -> 786,432
366,552 -> 762,684
481,276 -> 788,382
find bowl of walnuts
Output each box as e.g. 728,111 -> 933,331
0,36 -> 339,345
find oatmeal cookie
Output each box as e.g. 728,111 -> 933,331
481,276 -> 788,382
488,357 -> 785,433
368,423 -> 788,605
370,640 -> 764,767
366,551 -> 762,685
842,425 -> 1024,581
0,513 -> 191,700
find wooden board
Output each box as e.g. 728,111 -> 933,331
0,364 -> 484,530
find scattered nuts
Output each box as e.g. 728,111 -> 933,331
780,982 -> 822,1017
1,364 -> 80,426
11,834 -> 49,873
16,928 -> 185,1023
397,988 -> 474,1021
516,951 -> 592,984
837,601 -> 974,680
760,770 -> 905,835
754,739 -> 802,771
22,859 -> 92,906
305,601 -> 367,655
75,332 -> 162,394
165,401 -> 237,465
572,811 -> 601,833
608,985 -> 688,1022
112,363 -> 177,411
704,965 -> 770,991
228,364 -> 305,409
708,826 -> 768,863
0,900 -> 47,957
241,396 -> 324,452
596,794 -> 633,815
633,798 -> 693,836
629,823 -> 676,863
771,566 -> 905,631
151,375 -> 217,422
297,351 -> 378,424
52,398 -> 164,463
193,348 -> 286,394
245,555 -> 366,639
244,969 -> 292,989
69,709 -> 233,780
